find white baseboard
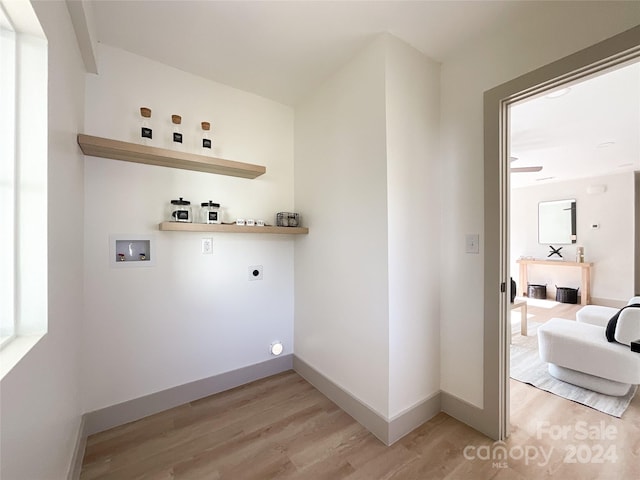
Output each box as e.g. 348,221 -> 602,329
440,390 -> 494,438
590,297 -> 628,308
293,356 -> 441,445
67,416 -> 88,480
84,354 -> 293,436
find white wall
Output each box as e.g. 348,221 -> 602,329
0,1 -> 85,478
294,37 -> 390,416
440,6 -> 640,407
511,173 -> 635,303
82,44 -> 295,412
294,34 -> 441,420
385,36 -> 441,417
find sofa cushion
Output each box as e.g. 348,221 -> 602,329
577,305 -> 618,327
576,298 -> 640,328
627,296 -> 640,306
614,307 -> 640,346
538,318 -> 640,385
606,304 -> 640,343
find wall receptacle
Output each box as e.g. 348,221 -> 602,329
248,265 -> 263,280
201,238 -> 213,254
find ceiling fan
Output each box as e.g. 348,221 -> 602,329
510,156 -> 542,173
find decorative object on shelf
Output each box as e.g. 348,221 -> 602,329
200,201 -> 221,224
139,107 -> 153,145
171,114 -> 183,149
201,121 -> 212,152
246,219 -> 255,226
548,245 -> 563,258
169,197 -> 192,222
118,253 -> 126,262
276,212 -> 300,227
256,220 -> 265,227
576,246 -> 584,263
236,218 -> 246,226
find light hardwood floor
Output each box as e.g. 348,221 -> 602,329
81,302 -> 639,480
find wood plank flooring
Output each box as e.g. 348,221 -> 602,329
81,301 -> 639,479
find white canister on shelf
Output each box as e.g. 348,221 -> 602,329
200,201 -> 221,224
201,122 -> 212,154
171,114 -> 184,150
139,107 -> 153,145
169,197 -> 192,222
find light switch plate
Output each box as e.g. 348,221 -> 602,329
465,234 -> 480,254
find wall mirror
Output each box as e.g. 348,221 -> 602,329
538,199 -> 577,244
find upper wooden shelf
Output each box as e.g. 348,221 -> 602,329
158,222 -> 309,235
77,134 -> 266,179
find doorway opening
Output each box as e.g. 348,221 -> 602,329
483,26 -> 640,440
508,59 -> 640,429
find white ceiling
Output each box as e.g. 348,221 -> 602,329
87,1 -> 640,185
510,62 -> 640,188
91,0 -> 539,105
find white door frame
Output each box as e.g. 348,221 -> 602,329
483,26 -> 640,440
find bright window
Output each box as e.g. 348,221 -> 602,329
0,4 -> 17,348
0,0 -> 47,368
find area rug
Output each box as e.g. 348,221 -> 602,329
510,320 -> 637,418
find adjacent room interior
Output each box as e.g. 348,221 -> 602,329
507,60 -> 640,431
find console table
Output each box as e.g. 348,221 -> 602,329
516,259 -> 593,305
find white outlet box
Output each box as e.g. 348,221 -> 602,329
201,238 -> 213,254
248,265 -> 263,280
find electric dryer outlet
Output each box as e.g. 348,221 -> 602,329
249,265 -> 263,281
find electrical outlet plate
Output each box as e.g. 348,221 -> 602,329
465,234 -> 480,254
201,238 -> 213,254
248,265 -> 263,281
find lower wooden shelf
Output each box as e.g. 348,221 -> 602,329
158,222 -> 309,235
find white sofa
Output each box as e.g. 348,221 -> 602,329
575,296 -> 640,326
538,299 -> 640,396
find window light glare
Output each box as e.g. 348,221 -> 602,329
545,88 -> 570,99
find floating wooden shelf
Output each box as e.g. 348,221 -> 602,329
158,222 -> 309,235
77,134 -> 266,179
